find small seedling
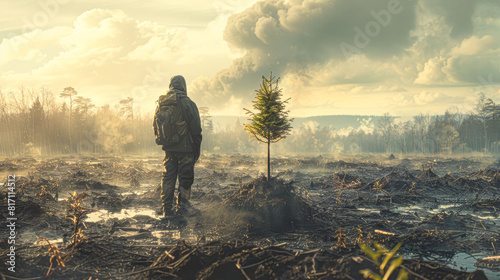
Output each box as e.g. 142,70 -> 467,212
67,191 -> 88,245
407,182 -> 417,195
359,242 -> 408,280
355,226 -> 364,244
36,237 -> 66,276
334,228 -> 347,248
39,184 -> 48,196
36,192 -> 88,277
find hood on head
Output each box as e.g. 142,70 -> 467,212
169,75 -> 187,95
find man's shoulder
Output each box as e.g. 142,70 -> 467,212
178,95 -> 197,106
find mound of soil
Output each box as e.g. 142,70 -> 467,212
11,176 -> 59,196
297,157 -> 324,166
446,176 -> 483,191
73,170 -> 90,178
333,172 -> 361,186
199,177 -> 317,235
419,167 -> 438,179
493,173 -> 500,187
0,160 -> 18,171
4,196 -> 68,232
423,174 -> 483,192
363,171 -> 412,191
326,160 -> 360,169
469,169 -> 499,180
396,159 -> 414,172
72,179 -> 118,191
489,158 -> 500,169
388,153 -> 396,160
91,191 -> 128,211
17,198 -> 47,219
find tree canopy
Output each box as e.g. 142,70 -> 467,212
244,72 -> 293,144
244,72 -> 293,181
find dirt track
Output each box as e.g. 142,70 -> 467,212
0,154 -> 499,279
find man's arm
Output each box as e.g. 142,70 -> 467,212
153,105 -> 159,136
190,103 -> 202,160
183,98 -> 202,160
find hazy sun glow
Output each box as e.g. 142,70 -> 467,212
1,0 -> 499,117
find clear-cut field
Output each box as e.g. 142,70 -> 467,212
0,154 -> 499,279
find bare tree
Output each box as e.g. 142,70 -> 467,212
474,93 -> 498,153
376,113 -> 394,153
30,98 -> 44,152
439,125 -> 459,154
199,107 -> 213,133
60,87 -> 78,150
119,97 -> 134,120
413,114 -> 430,153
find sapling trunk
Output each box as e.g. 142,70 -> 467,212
267,137 -> 270,181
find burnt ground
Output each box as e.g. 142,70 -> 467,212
0,153 -> 499,279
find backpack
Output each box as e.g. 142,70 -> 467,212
154,93 -> 189,146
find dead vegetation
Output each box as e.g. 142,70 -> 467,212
132,240 -> 487,280
0,154 -> 499,279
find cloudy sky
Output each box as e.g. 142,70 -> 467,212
1,0 -> 500,117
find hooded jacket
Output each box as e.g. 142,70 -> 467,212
154,75 -> 202,158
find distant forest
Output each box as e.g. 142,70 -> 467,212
1,88 -> 499,157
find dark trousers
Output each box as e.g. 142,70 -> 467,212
161,151 -> 195,211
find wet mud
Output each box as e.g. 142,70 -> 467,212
0,154 -> 499,279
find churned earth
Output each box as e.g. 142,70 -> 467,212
0,153 -> 499,279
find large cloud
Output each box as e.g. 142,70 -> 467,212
414,35 -> 500,85
1,9 -> 178,104
0,8 -> 236,108
419,0 -> 477,38
191,0 -> 418,108
191,0 -> 500,114
411,0 -> 500,86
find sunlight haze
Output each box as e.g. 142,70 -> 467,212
1,0 -> 500,117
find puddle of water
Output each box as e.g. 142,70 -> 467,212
0,170 -> 31,179
84,208 -> 157,222
427,204 -> 460,214
472,214 -> 498,220
356,204 -> 499,223
151,230 -> 209,244
404,252 -> 500,279
355,207 -> 379,213
121,191 -> 148,196
152,230 -> 181,240
34,238 -> 64,246
451,253 -> 500,279
113,230 -> 152,239
394,205 -> 424,212
438,204 -> 457,210
457,210 -> 498,221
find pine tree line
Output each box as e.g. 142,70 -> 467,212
0,88 -> 157,156
0,88 -> 498,157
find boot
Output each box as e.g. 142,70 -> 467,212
162,204 -> 175,218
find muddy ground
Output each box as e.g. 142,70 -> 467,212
0,153 -> 499,279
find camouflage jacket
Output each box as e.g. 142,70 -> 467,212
153,75 -> 202,159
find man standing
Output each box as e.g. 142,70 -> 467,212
153,75 -> 202,217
